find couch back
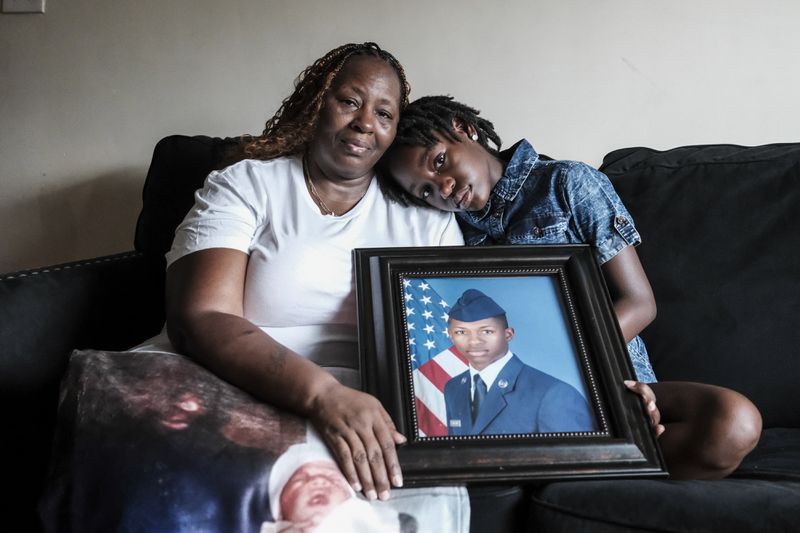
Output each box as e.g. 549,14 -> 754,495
135,134 -> 243,261
601,144 -> 800,428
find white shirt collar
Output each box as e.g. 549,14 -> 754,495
469,350 -> 513,393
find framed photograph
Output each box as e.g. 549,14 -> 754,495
354,244 -> 667,483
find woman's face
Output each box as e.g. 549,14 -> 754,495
387,126 -> 503,212
308,55 -> 402,182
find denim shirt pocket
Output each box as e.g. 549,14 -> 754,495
507,212 -> 568,244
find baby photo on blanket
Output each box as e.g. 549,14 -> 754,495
39,350 -> 468,533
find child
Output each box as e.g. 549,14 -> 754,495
381,95 -> 762,479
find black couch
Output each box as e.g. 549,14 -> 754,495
2,137 -> 799,532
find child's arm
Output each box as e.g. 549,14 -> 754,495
601,246 -> 656,342
603,246 -> 664,435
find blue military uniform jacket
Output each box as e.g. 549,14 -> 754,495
444,354 -> 595,435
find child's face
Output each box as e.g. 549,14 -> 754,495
447,316 -> 514,371
387,128 -> 503,212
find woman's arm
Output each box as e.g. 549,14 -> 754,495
165,248 -> 405,500
601,245 -> 656,342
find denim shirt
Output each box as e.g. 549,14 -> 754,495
457,139 -> 657,383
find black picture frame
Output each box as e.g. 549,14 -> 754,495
354,244 -> 667,483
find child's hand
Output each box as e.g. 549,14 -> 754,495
624,380 -> 665,437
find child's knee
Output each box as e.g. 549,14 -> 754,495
727,395 -> 762,454
711,391 -> 762,461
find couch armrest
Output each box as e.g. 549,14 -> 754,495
0,251 -> 165,531
0,251 -> 165,396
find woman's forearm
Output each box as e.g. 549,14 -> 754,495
164,248 -> 339,417
167,309 -> 339,416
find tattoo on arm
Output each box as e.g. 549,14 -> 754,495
270,343 -> 288,374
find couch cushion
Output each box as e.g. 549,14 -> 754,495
733,427 -> 800,481
601,144 -> 800,428
134,135 -> 242,260
529,427 -> 800,532
530,477 -> 800,532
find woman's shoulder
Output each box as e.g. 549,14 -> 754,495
376,192 -> 462,244
217,155 -> 301,179
207,155 -> 303,194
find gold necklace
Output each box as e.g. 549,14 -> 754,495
302,155 -> 371,216
303,155 -> 334,216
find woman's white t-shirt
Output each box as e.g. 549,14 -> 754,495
163,155 -> 464,387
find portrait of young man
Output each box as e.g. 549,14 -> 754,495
442,289 -> 596,436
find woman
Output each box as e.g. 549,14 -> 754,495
162,43 -> 464,505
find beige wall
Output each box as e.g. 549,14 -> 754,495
1,0 -> 798,272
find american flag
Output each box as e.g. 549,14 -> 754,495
403,277 -> 469,437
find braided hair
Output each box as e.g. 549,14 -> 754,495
379,95 -> 502,206
243,42 -> 410,161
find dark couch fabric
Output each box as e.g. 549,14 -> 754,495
530,478 -> 800,532
530,426 -> 800,532
134,134 -> 242,260
601,144 -> 800,428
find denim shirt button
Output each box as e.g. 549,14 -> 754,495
532,226 -> 543,238
616,215 -> 628,226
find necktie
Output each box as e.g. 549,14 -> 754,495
471,374 -> 487,423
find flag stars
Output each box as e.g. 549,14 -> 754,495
441,313 -> 449,321
408,323 -> 415,331
424,339 -> 436,350
404,292 -> 412,302
424,324 -> 435,334
439,299 -> 449,308
406,307 -> 415,316
422,310 -> 433,320
418,282 -> 430,291
420,295 -> 432,305
403,279 -> 411,288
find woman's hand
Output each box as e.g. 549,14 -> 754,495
624,380 -> 665,437
308,381 -> 406,501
